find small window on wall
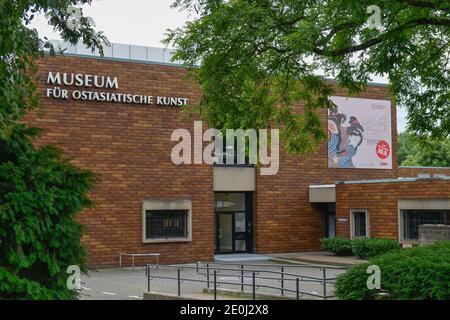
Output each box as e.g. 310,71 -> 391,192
351,210 -> 369,239
142,200 -> 192,243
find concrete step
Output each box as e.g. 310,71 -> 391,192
214,254 -> 270,263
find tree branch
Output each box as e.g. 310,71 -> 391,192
317,21 -> 360,47
394,0 -> 450,12
314,18 -> 450,57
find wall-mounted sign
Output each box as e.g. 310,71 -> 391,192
45,72 -> 188,107
328,96 -> 392,169
338,218 -> 348,223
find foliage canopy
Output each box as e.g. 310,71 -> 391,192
166,0 -> 450,152
398,131 -> 450,167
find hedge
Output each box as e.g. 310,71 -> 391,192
321,237 -> 401,259
352,238 -> 401,259
335,241 -> 450,300
320,237 -> 353,256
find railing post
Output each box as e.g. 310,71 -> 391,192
147,266 -> 151,292
177,268 -> 181,296
281,266 -> 284,296
214,270 -> 217,300
206,263 -> 210,288
240,265 -> 244,292
252,272 -> 256,300
296,277 -> 299,300
322,268 -> 327,300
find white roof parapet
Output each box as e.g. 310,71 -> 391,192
46,40 -> 200,66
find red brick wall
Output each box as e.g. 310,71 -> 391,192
26,55 -> 213,267
335,179 -> 450,240
26,54 -> 402,265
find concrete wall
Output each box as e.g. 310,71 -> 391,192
213,167 -> 255,191
419,224 -> 450,244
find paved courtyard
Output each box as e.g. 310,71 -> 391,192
79,262 -> 347,300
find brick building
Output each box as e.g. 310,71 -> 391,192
25,42 -> 450,267
335,178 -> 450,241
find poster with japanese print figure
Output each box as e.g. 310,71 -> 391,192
328,96 -> 392,169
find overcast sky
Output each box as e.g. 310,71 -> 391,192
30,0 -> 407,132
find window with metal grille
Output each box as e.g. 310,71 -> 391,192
145,210 -> 188,239
403,210 -> 449,241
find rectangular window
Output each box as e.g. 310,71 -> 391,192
351,210 -> 369,238
145,210 -> 188,239
402,210 -> 449,241
142,199 -> 192,243
213,136 -> 253,166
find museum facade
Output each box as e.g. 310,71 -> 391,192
26,42 -> 450,266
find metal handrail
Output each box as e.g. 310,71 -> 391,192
145,262 -> 338,300
147,264 -> 338,282
197,270 -> 337,282
146,269 -> 324,299
196,260 -> 348,270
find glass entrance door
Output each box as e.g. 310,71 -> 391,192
218,213 -> 233,252
215,192 -> 253,254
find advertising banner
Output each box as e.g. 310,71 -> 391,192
328,96 -> 392,169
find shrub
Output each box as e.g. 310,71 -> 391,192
320,237 -> 353,256
352,238 -> 401,259
0,126 -> 97,299
335,241 -> 450,300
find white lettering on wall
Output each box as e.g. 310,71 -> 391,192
47,72 -> 119,89
47,72 -> 61,85
45,71 -> 187,107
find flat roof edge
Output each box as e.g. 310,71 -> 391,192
322,76 -> 388,87
43,52 -> 194,69
309,184 -> 335,188
337,177 -> 450,185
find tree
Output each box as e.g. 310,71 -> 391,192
397,131 -> 416,165
0,126 -> 97,299
0,1 -> 107,299
398,131 -> 450,167
165,0 -> 450,153
0,0 -> 107,139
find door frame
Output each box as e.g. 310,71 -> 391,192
214,191 -> 254,254
324,203 -> 336,238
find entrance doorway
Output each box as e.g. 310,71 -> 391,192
214,192 -> 253,254
325,203 -> 336,238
